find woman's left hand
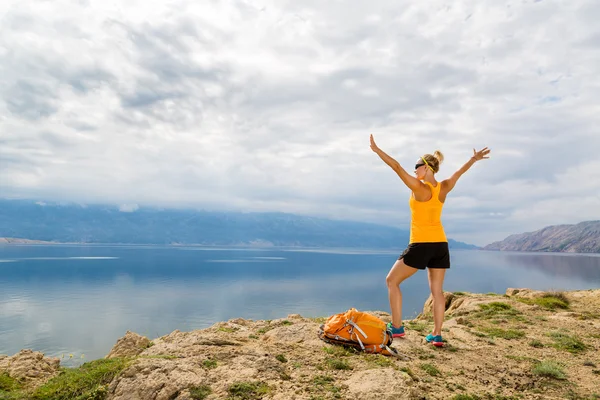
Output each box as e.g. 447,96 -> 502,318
472,147 -> 491,161
370,134 -> 380,153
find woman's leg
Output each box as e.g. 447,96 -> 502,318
427,268 -> 447,335
386,259 -> 418,327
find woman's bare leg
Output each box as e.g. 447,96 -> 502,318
427,268 -> 447,335
386,259 -> 418,327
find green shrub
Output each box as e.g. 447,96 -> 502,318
0,373 -> 21,392
547,332 -> 587,353
480,327 -> 526,340
532,361 -> 567,380
275,354 -> 287,363
202,359 -> 218,369
31,358 -> 129,400
420,363 -> 441,376
227,381 -> 270,400
326,358 -> 352,370
190,384 -> 212,400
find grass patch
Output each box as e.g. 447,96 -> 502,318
322,346 -> 355,357
578,312 -> 600,320
281,320 -> 293,326
326,358 -> 352,371
420,363 -> 441,377
311,375 -> 341,397
479,327 -> 526,340
275,354 -> 287,363
0,373 -> 21,392
139,354 -> 178,360
190,384 -> 212,400
363,354 -> 395,369
475,302 -> 526,322
257,326 -> 274,334
547,332 -> 587,353
412,347 -> 435,360
400,367 -> 416,379
505,355 -> 539,363
227,381 -> 270,400
453,292 -> 466,296
248,334 -> 259,339
406,320 -> 429,333
30,358 -> 129,400
532,360 -> 567,380
202,359 -> 218,369
519,292 -> 570,311
479,302 -> 513,312
529,339 -> 544,348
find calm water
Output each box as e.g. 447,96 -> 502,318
1,245 -> 599,365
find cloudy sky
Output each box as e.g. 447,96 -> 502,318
1,0 -> 599,246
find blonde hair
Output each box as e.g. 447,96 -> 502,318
422,150 -> 444,173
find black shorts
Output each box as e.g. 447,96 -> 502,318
398,242 -> 450,270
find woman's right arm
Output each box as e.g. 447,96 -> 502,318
370,134 -> 424,192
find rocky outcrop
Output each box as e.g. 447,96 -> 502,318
483,220 -> 600,253
0,350 -> 60,387
106,331 -> 152,359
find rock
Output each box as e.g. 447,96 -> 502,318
505,288 -> 549,299
262,322 -> 323,348
106,331 -> 151,359
364,310 -> 392,323
0,349 -> 60,387
422,292 -> 455,315
107,358 -> 206,400
344,368 -> 417,400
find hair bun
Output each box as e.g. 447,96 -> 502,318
433,150 -> 444,164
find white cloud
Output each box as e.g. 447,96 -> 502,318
118,204 -> 139,213
1,0 -> 599,246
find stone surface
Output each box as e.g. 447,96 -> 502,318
0,349 -> 60,387
106,331 -> 152,359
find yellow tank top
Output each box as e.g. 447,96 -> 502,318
409,181 -> 447,243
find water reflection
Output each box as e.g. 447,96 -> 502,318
1,245 -> 599,365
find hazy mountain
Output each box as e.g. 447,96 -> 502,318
0,199 -> 476,249
483,221 -> 600,253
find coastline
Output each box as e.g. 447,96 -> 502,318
1,288 -> 599,400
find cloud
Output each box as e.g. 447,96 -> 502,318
118,204 -> 139,213
1,0 -> 599,246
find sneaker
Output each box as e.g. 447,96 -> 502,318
425,333 -> 444,347
386,322 -> 405,338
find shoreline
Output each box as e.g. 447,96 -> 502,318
1,288 -> 599,399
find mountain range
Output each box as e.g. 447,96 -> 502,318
483,220 -> 600,253
0,199 -> 477,249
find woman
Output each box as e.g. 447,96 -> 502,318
370,134 -> 490,346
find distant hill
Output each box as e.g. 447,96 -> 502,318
483,221 -> 600,253
0,199 -> 476,250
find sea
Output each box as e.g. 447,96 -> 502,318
1,244 -> 599,366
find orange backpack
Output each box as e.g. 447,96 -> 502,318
318,308 -> 401,357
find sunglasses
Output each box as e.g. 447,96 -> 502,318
415,163 -> 425,170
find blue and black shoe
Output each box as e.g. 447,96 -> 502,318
386,322 -> 405,338
425,333 -> 444,347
